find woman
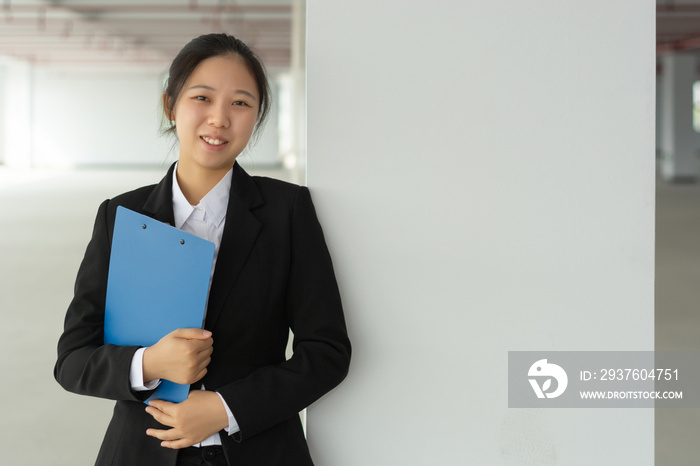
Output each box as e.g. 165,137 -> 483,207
54,33 -> 351,466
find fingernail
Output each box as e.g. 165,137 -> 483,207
203,330 -> 212,337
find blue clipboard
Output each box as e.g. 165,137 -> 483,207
104,206 -> 215,404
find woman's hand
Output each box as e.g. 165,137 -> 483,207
145,390 -> 229,449
142,328 -> 213,385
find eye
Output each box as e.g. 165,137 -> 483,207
232,100 -> 250,107
194,95 -> 210,102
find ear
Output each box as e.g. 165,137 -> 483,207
162,92 -> 174,121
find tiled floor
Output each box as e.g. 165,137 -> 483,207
0,165 -> 696,464
655,178 -> 700,465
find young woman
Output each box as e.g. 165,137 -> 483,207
55,33 -> 351,466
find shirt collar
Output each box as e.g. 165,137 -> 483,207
172,162 -> 232,229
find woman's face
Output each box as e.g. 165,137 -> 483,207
170,55 -> 259,177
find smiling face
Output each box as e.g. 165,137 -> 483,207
168,54 -> 259,179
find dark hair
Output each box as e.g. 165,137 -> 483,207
162,33 -> 271,139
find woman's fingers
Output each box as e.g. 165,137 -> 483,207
146,427 -> 180,441
146,427 -> 196,449
159,438 -> 194,450
147,399 -> 174,413
145,403 -> 174,426
170,328 -> 212,340
144,391 -> 226,450
143,329 -> 214,384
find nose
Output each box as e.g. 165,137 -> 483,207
208,104 -> 230,128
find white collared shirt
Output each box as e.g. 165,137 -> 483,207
129,163 -> 239,445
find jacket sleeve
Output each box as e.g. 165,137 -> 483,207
54,199 -> 152,402
217,186 -> 351,441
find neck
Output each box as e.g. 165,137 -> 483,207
176,160 -> 233,205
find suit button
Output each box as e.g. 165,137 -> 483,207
204,449 -> 216,459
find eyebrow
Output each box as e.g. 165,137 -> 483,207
188,84 -> 258,101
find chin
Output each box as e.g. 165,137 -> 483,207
197,156 -> 238,171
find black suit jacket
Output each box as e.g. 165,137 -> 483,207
54,162 -> 351,465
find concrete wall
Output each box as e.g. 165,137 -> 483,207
0,64 -> 5,165
1,65 -> 281,169
659,53 -> 699,180
306,1 -> 655,464
31,67 -> 170,168
1,59 -> 33,169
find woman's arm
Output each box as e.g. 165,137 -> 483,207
54,200 -> 214,401
54,199 -> 148,401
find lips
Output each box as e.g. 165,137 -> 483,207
200,136 -> 228,146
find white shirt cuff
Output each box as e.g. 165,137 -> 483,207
129,347 -> 161,391
216,392 -> 240,435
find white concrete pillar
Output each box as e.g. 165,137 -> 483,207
241,80 -> 280,167
0,64 -> 6,165
660,53 -> 699,181
1,59 -> 33,169
656,62 -> 662,158
290,0 -> 306,181
306,1 -> 655,464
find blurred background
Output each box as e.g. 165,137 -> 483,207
0,1 -> 305,464
0,0 -> 696,464
657,2 -> 700,464
0,0 -> 306,176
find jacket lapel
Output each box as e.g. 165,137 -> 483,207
142,162 -> 176,226
141,161 -> 263,331
204,162 -> 263,330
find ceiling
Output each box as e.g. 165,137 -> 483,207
658,1 -> 700,53
2,1 -> 698,70
0,0 -> 293,69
